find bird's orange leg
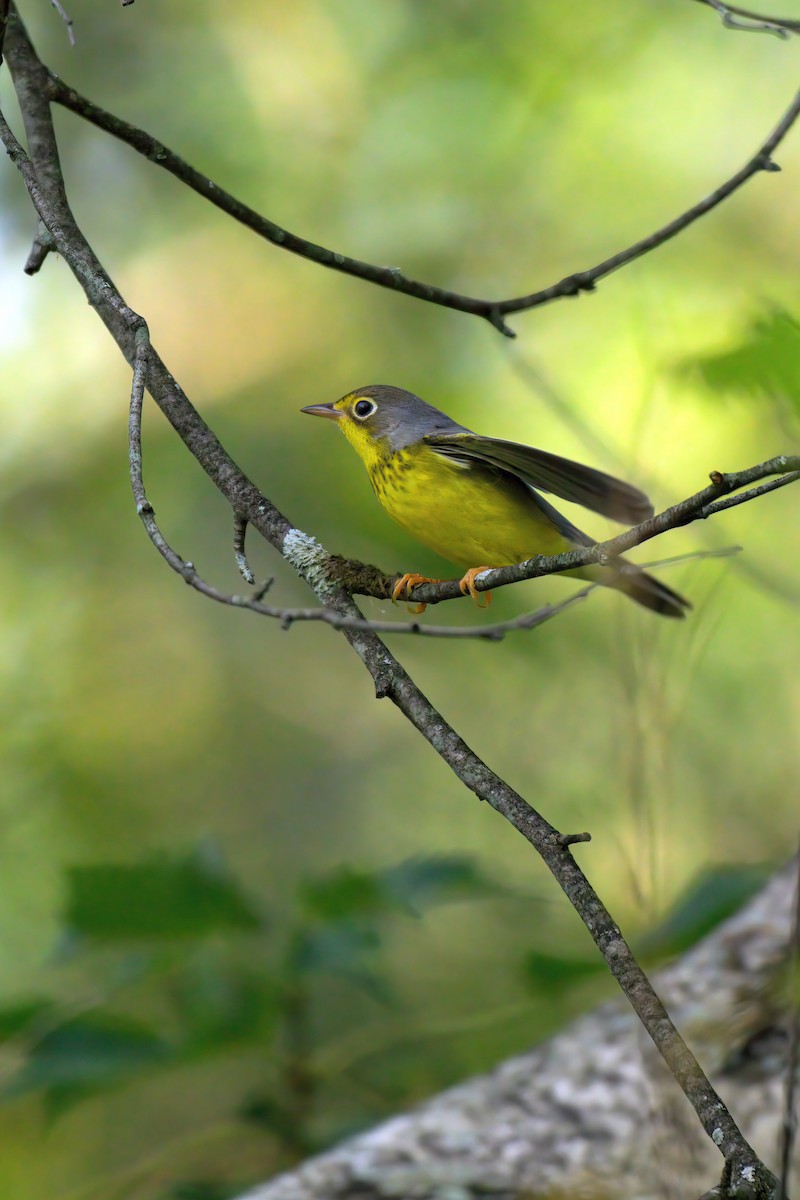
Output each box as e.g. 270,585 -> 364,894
458,566 -> 494,608
391,573 -> 442,614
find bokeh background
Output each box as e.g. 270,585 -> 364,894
1,1 -> 799,1197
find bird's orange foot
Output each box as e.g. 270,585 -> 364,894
391,573 -> 441,614
458,566 -> 494,608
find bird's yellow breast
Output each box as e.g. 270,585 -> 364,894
362,442 -> 572,568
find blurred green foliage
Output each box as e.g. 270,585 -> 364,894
637,861 -> 773,959
1,0 -> 799,1197
678,305 -> 800,420
0,848 -> 508,1195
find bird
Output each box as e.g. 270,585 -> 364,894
301,385 -> 690,618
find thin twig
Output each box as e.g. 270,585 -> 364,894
778,845 -> 800,1200
23,219 -> 56,274
45,70 -> 800,339
694,0 -> 800,35
701,470 -> 800,517
705,0 -> 789,36
49,0 -> 74,45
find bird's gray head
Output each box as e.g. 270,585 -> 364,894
301,385 -> 465,454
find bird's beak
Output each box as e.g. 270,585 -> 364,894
301,403 -> 343,421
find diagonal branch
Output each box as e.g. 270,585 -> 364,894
43,60 -> 800,339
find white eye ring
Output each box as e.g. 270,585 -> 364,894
353,399 -> 376,419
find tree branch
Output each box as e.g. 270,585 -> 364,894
48,0 -> 74,45
694,0 -> 800,36
43,61 -> 800,339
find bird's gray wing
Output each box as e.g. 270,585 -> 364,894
424,431 -> 654,525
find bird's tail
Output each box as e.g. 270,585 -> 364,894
616,566 -> 690,618
577,562 -> 691,619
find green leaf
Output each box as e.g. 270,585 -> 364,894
0,999 -> 52,1042
169,1182 -> 242,1200
381,855 -> 506,913
639,863 -> 773,959
4,1012 -> 170,1114
677,307 -> 800,409
288,923 -> 393,1001
521,949 -> 605,992
173,962 -> 278,1052
239,1093 -> 296,1138
291,922 -> 380,974
299,867 -> 393,923
64,848 -> 262,942
299,857 -> 504,924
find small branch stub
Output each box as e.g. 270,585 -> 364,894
558,832 -> 592,847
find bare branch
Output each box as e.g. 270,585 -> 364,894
43,64 -> 800,339
48,0 -> 74,45
23,218 -> 56,273
694,0 -> 800,36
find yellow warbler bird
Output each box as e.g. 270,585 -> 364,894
301,385 -> 689,618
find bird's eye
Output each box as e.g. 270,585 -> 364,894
353,399 -> 375,419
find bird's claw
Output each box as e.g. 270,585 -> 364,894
391,573 -> 439,614
458,566 -> 493,608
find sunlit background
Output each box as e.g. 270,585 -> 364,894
1,1 -> 799,1197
